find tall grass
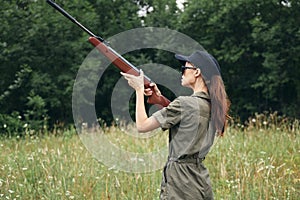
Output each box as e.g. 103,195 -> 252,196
0,114 -> 299,199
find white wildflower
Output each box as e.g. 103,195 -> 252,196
66,191 -> 71,196
266,165 -> 275,169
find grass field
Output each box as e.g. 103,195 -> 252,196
0,116 -> 299,199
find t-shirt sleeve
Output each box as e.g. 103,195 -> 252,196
152,98 -> 182,130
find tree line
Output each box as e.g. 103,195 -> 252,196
1,0 -> 299,134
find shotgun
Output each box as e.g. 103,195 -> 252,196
46,0 -> 170,107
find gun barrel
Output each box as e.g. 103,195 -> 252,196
46,0 -> 104,42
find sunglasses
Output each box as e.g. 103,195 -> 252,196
181,66 -> 197,75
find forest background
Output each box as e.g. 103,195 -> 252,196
0,0 -> 299,133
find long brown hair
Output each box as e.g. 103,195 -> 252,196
209,75 -> 230,136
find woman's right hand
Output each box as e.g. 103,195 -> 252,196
144,82 -> 161,97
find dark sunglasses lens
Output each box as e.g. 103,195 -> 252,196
181,66 -> 186,74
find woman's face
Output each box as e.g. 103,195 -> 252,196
181,62 -> 197,87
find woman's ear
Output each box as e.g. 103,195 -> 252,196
194,68 -> 201,77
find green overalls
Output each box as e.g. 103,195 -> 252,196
152,92 -> 215,200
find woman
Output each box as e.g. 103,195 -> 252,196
121,50 -> 230,200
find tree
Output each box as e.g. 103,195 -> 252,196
0,0 -> 146,132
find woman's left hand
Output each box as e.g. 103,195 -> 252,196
121,70 -> 144,91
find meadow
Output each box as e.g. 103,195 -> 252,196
0,114 -> 299,200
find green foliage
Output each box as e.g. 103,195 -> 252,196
0,112 -> 24,136
139,0 -> 180,28
0,0 -> 300,133
24,92 -> 48,132
0,0 -> 90,127
0,92 -> 48,136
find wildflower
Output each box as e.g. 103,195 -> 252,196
8,190 -> 14,194
18,115 -> 22,119
23,123 -> 28,128
266,165 -> 275,169
27,155 -> 34,161
252,118 -> 256,123
3,124 -> 7,128
263,121 -> 267,125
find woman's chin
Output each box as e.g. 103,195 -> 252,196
181,81 -> 186,87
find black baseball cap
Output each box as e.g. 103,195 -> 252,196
175,50 -> 221,82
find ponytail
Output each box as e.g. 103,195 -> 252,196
209,75 -> 230,136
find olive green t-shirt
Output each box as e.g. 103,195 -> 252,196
152,92 -> 215,159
